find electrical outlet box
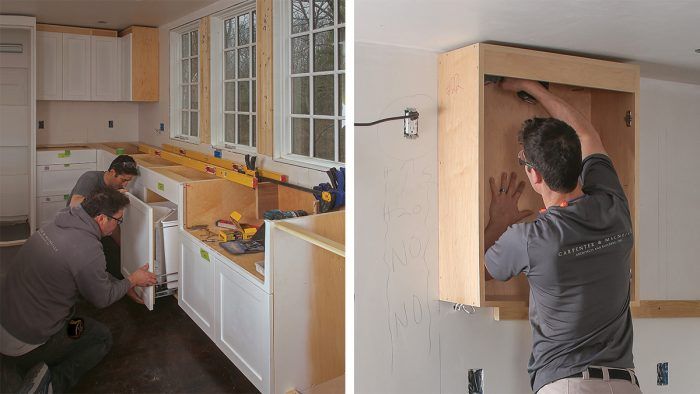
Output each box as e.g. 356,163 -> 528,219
404,108 -> 418,139
657,362 -> 668,385
467,369 -> 484,394
108,120 -> 114,128
160,123 -> 165,131
38,120 -> 44,129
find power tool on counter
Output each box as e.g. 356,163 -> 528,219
313,167 -> 345,213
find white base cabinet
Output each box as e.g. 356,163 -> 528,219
179,234 -> 217,339
215,256 -> 271,394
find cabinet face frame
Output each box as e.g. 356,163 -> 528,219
438,43 -> 639,308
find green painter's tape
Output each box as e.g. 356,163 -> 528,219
200,249 -> 210,262
57,150 -> 71,158
115,148 -> 125,155
157,182 -> 164,191
64,194 -> 69,200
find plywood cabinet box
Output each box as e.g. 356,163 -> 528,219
119,26 -> 159,101
437,43 -> 639,310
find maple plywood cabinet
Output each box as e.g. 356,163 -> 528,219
119,26 -> 159,101
438,43 -> 639,311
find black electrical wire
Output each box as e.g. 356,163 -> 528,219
355,111 -> 419,127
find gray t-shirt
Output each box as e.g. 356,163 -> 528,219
485,154 -> 634,393
67,171 -> 106,206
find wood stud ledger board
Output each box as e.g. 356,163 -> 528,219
437,43 -> 640,312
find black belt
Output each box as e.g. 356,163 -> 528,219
567,367 -> 638,387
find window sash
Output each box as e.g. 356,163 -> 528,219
280,0 -> 345,167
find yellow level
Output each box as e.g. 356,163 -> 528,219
161,144 -> 288,182
138,143 -> 257,188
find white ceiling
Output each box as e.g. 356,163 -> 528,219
356,0 -> 700,85
0,0 -> 220,31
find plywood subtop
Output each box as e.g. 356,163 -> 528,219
184,226 -> 264,282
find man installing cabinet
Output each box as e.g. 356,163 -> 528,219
484,78 -> 639,393
67,154 -> 141,302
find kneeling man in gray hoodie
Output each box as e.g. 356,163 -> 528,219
0,187 -> 157,393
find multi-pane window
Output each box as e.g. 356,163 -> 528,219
287,0 -> 345,163
178,29 -> 199,140
223,10 -> 257,149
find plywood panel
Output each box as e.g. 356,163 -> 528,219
480,43 -> 639,93
127,27 -> 158,101
37,23 -> 116,37
256,0 -> 274,156
273,212 -> 344,392
183,179 -> 258,228
590,88 -> 638,302
438,44 -> 481,305
482,83 -> 592,303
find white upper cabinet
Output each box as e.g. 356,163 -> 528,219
120,34 -> 132,100
91,36 -> 121,101
62,33 -> 91,100
37,31 -> 62,100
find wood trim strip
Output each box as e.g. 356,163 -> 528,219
256,0 -> 274,156
274,222 -> 345,258
199,17 -> 211,145
494,300 -> 700,320
480,43 -> 640,93
37,23 -> 117,37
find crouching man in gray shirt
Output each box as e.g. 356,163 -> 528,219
0,187 -> 157,393
484,79 -> 640,393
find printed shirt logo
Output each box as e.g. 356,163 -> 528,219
558,231 -> 632,257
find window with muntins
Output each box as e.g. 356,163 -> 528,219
222,9 -> 257,150
285,0 -> 345,165
170,25 -> 200,143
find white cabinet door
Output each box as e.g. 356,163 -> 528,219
62,33 -> 90,100
120,34 -> 132,100
179,235 -> 216,338
37,31 -> 62,100
91,36 -> 120,101
215,257 -> 271,394
120,192 -> 156,310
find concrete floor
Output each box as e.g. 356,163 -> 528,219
0,245 -> 259,393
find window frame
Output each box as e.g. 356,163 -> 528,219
169,21 -> 201,144
274,0 -> 345,170
210,2 -> 258,154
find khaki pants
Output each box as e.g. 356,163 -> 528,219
538,367 -> 642,394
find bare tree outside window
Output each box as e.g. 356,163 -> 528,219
288,0 -> 345,163
223,10 -> 257,149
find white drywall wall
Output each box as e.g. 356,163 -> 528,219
36,101 -> 139,145
355,42 -> 700,394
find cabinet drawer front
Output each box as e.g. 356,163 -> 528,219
140,167 -> 180,204
216,258 -> 270,392
36,162 -> 96,196
36,195 -> 70,228
37,149 -> 96,165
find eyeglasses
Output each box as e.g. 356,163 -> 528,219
103,213 -> 124,225
517,149 -> 536,169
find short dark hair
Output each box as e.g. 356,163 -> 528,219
518,118 -> 582,192
81,187 -> 130,218
108,155 -> 138,176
